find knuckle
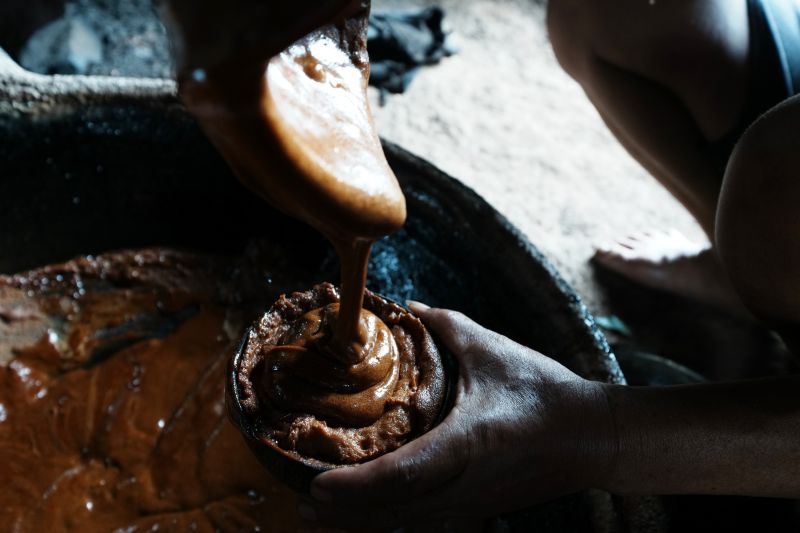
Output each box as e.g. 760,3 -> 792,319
441,311 -> 478,340
435,309 -> 465,328
395,457 -> 422,489
435,422 -> 470,469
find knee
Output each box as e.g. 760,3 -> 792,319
546,0 -> 669,78
546,0 -> 672,81
546,0 -> 594,78
716,98 -> 800,323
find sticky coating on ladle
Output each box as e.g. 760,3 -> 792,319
166,4 -> 409,424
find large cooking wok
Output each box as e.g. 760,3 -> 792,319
0,54 -> 665,532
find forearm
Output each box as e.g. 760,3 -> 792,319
599,377 -> 800,498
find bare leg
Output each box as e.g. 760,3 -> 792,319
547,0 -> 751,310
548,0 -> 749,234
717,95 -> 800,354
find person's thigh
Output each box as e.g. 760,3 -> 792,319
548,0 -> 750,141
717,94 -> 800,341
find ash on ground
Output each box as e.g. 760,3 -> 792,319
19,0 -> 173,78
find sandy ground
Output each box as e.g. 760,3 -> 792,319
371,0 -> 705,314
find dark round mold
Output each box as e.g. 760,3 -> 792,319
227,285 -> 457,493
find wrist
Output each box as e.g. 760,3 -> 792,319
571,380 -> 621,492
539,378 -> 621,493
592,384 -> 660,495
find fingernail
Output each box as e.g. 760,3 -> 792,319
406,300 -> 430,313
297,503 -> 317,522
310,484 -> 332,503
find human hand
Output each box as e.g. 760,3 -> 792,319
301,304 -> 616,529
158,0 -> 368,74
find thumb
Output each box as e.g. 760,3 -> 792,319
407,303 -> 491,358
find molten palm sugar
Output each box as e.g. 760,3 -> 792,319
170,3 -> 448,467
237,283 -> 445,465
0,249 -> 309,531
